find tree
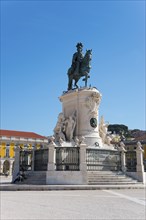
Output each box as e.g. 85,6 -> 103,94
108,124 -> 128,134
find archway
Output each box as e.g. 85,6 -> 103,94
3,160 -> 10,175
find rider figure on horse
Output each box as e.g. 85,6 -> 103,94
67,42 -> 92,91
70,42 -> 84,76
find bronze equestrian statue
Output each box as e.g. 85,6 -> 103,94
67,43 -> 92,90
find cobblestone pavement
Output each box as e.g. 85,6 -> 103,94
1,189 -> 146,220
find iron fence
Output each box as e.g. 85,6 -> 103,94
144,159 -> 146,172
20,150 -> 32,171
86,148 -> 121,171
34,149 -> 48,171
125,150 -> 136,172
56,147 -> 80,171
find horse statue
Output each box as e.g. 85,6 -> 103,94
67,49 -> 92,90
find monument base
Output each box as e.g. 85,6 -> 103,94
56,87 -> 105,147
46,171 -> 87,185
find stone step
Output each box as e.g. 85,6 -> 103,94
88,175 -> 134,179
26,177 -> 45,179
88,174 -> 125,177
88,175 -> 127,178
87,175 -> 137,179
87,171 -> 131,177
87,172 -> 123,175
88,182 -> 140,185
27,173 -> 46,176
24,179 -> 46,182
88,178 -> 137,182
26,171 -> 46,175
22,181 -> 46,185
88,175 -> 138,180
20,172 -> 47,185
87,171 -> 123,174
20,177 -> 45,180
87,171 -> 122,173
87,171 -> 139,185
25,176 -> 46,179
88,179 -> 138,183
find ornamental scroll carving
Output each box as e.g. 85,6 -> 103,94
85,92 -> 101,116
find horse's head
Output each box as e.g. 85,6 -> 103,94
85,49 -> 92,61
79,49 -> 92,76
81,49 -> 92,70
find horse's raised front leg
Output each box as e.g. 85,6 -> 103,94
85,74 -> 88,87
82,73 -> 90,87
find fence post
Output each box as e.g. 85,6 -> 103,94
136,141 -> 145,182
79,137 -> 87,171
12,146 -> 20,182
47,137 -> 56,171
31,146 -> 36,171
119,142 -> 127,173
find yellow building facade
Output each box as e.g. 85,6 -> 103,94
0,130 -> 48,175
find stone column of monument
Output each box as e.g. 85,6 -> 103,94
59,87 -> 103,147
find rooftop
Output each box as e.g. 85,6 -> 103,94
0,129 -> 47,140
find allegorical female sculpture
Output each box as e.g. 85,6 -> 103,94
53,111 -> 76,142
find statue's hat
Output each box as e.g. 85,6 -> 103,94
76,42 -> 83,48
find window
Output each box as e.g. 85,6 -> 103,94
6,146 -> 9,158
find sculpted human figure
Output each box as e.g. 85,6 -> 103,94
99,116 -> 109,144
53,113 -> 66,142
69,42 -> 84,77
64,112 -> 76,141
74,136 -> 80,146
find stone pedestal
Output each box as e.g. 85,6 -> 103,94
47,142 -> 56,171
12,146 -> 20,182
59,87 -> 103,147
119,142 -> 127,172
136,142 -> 145,182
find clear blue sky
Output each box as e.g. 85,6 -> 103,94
1,0 -> 145,136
